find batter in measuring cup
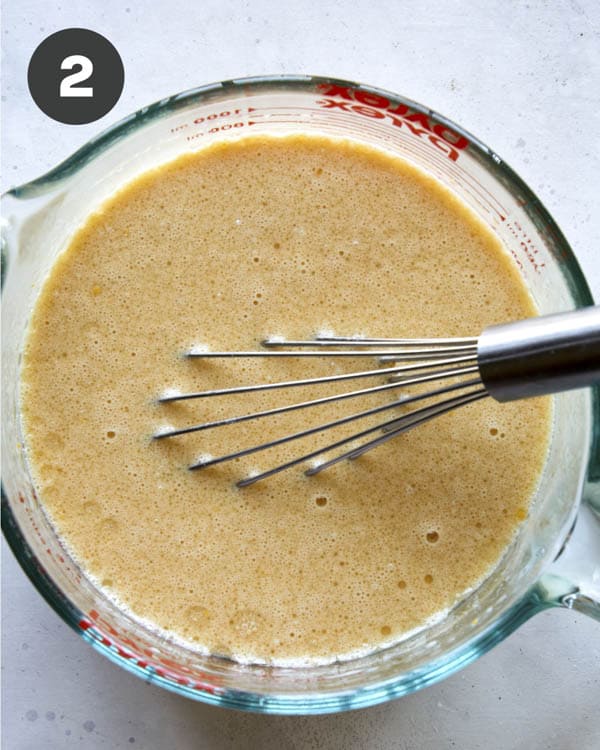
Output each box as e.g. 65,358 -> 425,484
21,135 -> 550,664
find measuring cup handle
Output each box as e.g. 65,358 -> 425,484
537,479 -> 600,621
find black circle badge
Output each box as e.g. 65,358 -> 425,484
28,28 -> 124,125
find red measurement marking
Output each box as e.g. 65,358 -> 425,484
249,105 -> 344,114
504,220 -> 546,273
246,118 -> 364,142
508,249 -> 524,270
208,122 -> 245,133
80,611 -> 224,693
174,108 -> 255,134
186,121 -> 247,141
194,109 -> 243,125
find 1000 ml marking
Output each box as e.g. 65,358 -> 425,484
193,110 -> 244,124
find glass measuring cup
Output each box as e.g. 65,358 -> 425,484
2,75 -> 599,714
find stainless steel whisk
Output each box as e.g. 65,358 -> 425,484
154,306 -> 600,487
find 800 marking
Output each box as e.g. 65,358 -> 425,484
185,121 -> 248,141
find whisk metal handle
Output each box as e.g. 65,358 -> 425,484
478,305 -> 600,402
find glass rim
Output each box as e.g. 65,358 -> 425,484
2,74 -> 598,713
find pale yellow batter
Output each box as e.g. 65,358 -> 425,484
21,135 -> 550,664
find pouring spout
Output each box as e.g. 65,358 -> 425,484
538,497 -> 600,621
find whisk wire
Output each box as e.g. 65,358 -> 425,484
187,377 -> 483,472
269,335 -> 479,346
160,354 -> 477,403
157,335 -> 487,485
236,385 -> 487,487
304,388 -> 487,476
154,364 -> 480,439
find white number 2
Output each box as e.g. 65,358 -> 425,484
59,55 -> 94,98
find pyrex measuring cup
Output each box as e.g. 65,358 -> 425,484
2,75 -> 599,714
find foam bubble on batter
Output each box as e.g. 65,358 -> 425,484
188,344 -> 210,355
263,334 -> 285,344
193,453 -> 215,466
159,388 -> 182,400
315,328 -> 336,339
153,423 -> 177,437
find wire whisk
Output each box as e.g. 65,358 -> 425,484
154,306 -> 600,487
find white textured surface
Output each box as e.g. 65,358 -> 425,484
2,1 -> 599,747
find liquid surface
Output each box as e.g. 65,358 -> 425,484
21,136 -> 550,664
